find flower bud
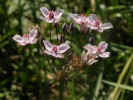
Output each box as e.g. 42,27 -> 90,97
80,24 -> 91,34
60,34 -> 66,43
89,35 -> 95,44
54,23 -> 59,28
69,22 -> 75,31
35,24 -> 41,38
62,23 -> 67,32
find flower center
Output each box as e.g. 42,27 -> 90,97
97,47 -> 102,53
94,20 -> 101,27
24,34 -> 29,39
49,11 -> 54,20
52,45 -> 57,53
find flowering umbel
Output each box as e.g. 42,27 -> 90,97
12,7 -> 113,98
40,7 -> 64,23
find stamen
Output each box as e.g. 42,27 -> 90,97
52,45 -> 57,53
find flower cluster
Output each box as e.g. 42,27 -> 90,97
12,7 -> 113,84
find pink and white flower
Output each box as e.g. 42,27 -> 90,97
92,41 -> 110,58
70,13 -> 89,24
84,41 -> 110,58
81,50 -> 98,66
86,14 -> 113,32
71,13 -> 113,33
71,13 -> 92,33
12,27 -> 38,46
40,7 -> 64,23
43,40 -> 70,58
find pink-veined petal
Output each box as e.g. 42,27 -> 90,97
40,16 -> 46,20
31,38 -> 38,44
81,50 -> 87,63
102,22 -> 113,30
40,16 -> 54,23
57,43 -> 70,53
87,58 -> 98,65
92,47 -> 98,54
71,14 -> 81,24
54,9 -> 64,19
40,7 -> 49,17
44,18 -> 54,23
99,52 -> 110,58
44,50 -> 52,55
88,14 -> 98,21
18,42 -> 26,46
13,35 -> 23,43
84,44 -> 93,51
98,41 -> 108,52
54,19 -> 61,23
43,40 -> 54,51
55,53 -> 64,58
29,29 -> 38,40
24,38 -> 31,44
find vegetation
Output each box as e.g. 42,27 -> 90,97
0,0 -> 133,100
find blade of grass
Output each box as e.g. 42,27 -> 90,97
120,61 -> 133,100
92,67 -> 103,100
110,53 -> 133,100
102,80 -> 133,91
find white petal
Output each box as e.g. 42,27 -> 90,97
44,50 -> 52,55
99,52 -> 110,58
23,38 -> 31,44
31,38 -> 38,44
43,40 -> 54,51
54,9 -> 64,19
81,50 -> 87,63
40,16 -> 46,20
13,35 -> 23,43
102,22 -> 113,30
70,14 -> 81,24
40,16 -> 53,23
87,58 -> 98,65
29,29 -> 38,40
40,7 -> 49,17
54,19 -> 61,23
56,53 -> 64,58
84,44 -> 93,51
18,42 -> 26,46
89,14 -> 98,21
92,46 -> 98,54
57,43 -> 70,53
98,41 -> 108,52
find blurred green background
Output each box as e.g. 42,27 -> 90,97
0,0 -> 133,100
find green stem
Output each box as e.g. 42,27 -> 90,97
50,23 -> 51,42
59,80 -> 64,100
56,28 -> 58,44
